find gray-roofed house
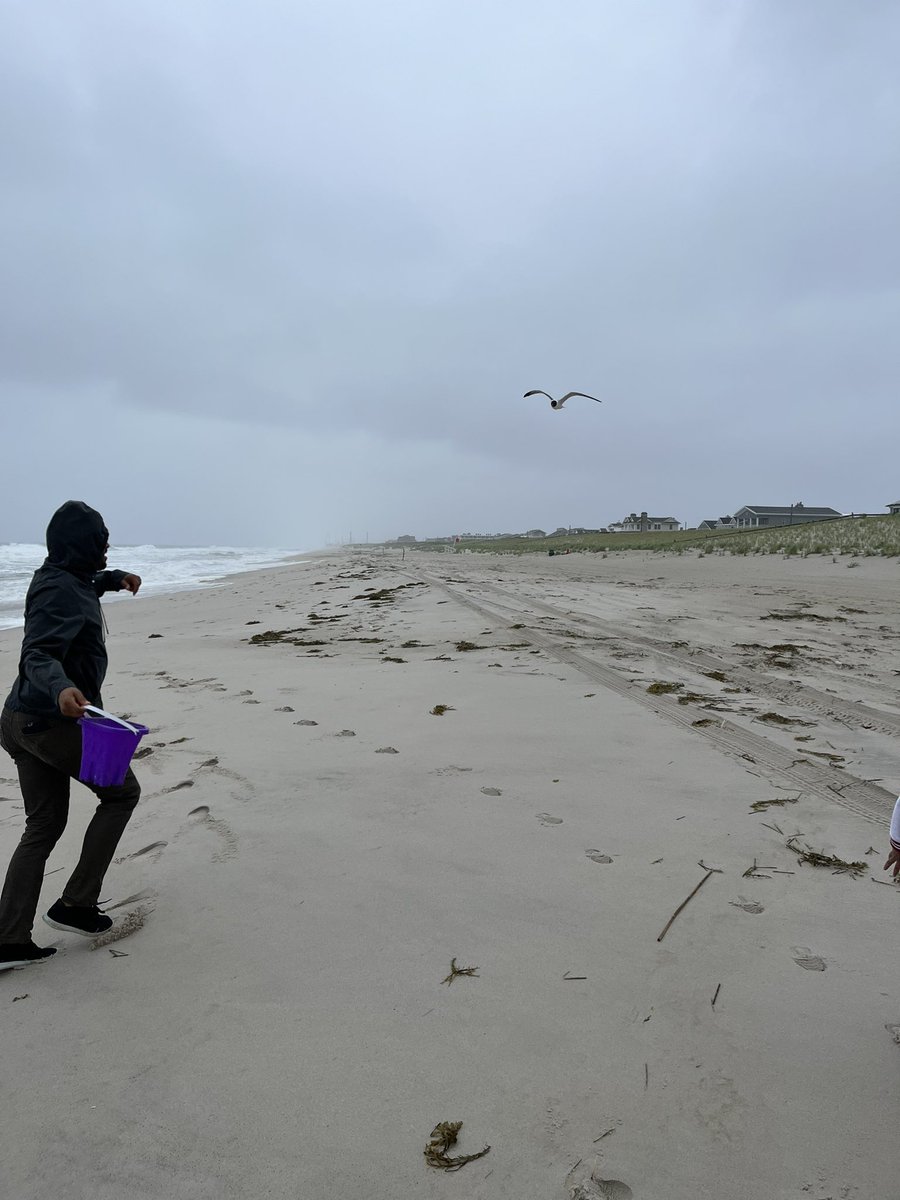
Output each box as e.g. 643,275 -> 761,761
887,501 -> 900,515
732,503 -> 841,528
697,516 -> 735,531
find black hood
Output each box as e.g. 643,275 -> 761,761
45,501 -> 109,578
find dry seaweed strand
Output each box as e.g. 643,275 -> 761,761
656,870 -> 714,942
786,836 -> 867,878
424,1122 -> 490,1172
441,957 -> 479,985
749,794 -> 800,813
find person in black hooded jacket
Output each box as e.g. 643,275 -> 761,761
0,501 -> 143,970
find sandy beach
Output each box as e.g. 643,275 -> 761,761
2,547 -> 898,1200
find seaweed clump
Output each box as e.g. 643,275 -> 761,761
424,1122 -> 490,1172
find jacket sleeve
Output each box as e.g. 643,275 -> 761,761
93,570 -> 128,597
19,579 -> 85,707
891,795 -> 900,852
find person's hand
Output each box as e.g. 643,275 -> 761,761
58,687 -> 90,718
884,846 -> 900,879
121,573 -> 142,595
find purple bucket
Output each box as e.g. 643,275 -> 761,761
78,715 -> 149,788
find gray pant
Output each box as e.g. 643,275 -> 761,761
0,707 -> 140,943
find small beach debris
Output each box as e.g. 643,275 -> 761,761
133,746 -> 154,759
424,1121 -> 490,1172
742,859 -> 771,879
755,712 -> 816,728
786,836 -> 867,877
108,949 -> 129,958
646,681 -> 683,695
656,870 -> 715,942
430,704 -> 455,716
711,983 -> 722,1008
644,1063 -> 649,1090
563,971 -> 587,980
691,718 -> 719,727
750,794 -> 800,813
455,641 -> 483,652
12,994 -> 29,1002
441,957 -> 479,986
697,860 -> 723,873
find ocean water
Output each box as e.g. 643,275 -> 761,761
0,544 -> 303,630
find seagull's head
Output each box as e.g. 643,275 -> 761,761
550,399 -> 560,409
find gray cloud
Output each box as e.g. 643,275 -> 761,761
1,0 -> 898,543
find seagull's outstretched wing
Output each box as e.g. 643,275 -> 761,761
558,392 -> 601,404
523,389 -> 554,401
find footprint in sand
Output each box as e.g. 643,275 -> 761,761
730,896 -> 765,914
118,841 -> 168,863
537,813 -> 563,825
335,729 -> 356,737
375,747 -> 399,754
791,946 -> 826,971
183,805 -> 238,862
294,719 -> 318,727
103,888 -> 157,913
275,706 -> 294,712
162,780 -> 194,794
585,849 -> 613,864
480,787 -> 502,796
243,699 -> 261,705
886,1024 -> 900,1045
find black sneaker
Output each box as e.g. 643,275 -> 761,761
43,900 -> 113,938
0,941 -> 57,971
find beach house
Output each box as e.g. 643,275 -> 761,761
887,501 -> 900,515
609,512 -> 680,533
731,503 -> 841,529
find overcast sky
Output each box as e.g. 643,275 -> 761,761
1,1 -> 898,547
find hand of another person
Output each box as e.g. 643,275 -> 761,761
121,573 -> 142,595
884,846 -> 900,879
58,687 -> 90,718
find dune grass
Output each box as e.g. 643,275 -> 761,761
407,515 -> 900,558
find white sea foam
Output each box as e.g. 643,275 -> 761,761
0,543 -> 304,629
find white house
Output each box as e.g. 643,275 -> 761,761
887,501 -> 900,516
609,511 -> 680,533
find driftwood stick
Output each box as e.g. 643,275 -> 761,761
657,870 -> 714,942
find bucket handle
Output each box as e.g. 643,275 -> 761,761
82,704 -> 141,735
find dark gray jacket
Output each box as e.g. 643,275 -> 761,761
5,502 -> 129,719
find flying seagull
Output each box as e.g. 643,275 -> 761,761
524,389 -> 601,410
